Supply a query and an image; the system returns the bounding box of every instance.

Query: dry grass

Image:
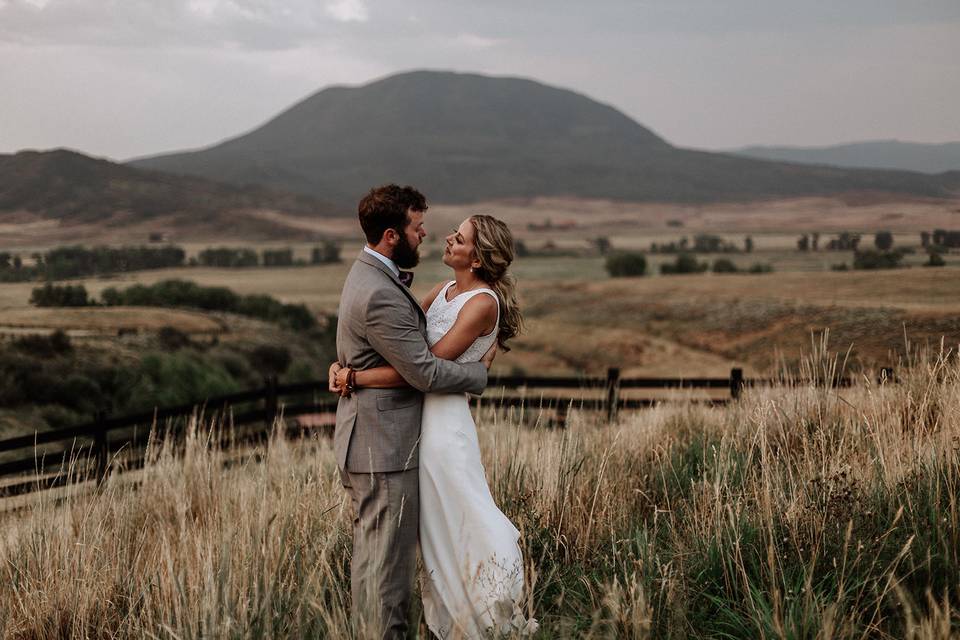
[0,342,958,638]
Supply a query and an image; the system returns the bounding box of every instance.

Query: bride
[335,214,537,638]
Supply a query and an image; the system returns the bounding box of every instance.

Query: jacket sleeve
[364,288,488,395]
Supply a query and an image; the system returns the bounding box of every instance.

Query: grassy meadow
[0,344,958,638]
[1,197,960,637]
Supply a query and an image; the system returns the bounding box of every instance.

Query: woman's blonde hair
[469,214,523,352]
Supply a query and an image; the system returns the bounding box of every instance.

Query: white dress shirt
[363,245,400,277]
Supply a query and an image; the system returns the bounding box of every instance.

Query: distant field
[1,253,957,378]
[3,194,958,248]
[2,194,958,378]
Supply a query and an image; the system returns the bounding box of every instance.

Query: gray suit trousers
[340,467,419,640]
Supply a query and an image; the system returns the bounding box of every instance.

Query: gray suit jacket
[334,250,488,472]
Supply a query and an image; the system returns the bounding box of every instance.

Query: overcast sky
[1,0,958,160]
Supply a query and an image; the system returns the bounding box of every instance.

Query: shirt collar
[363,245,400,277]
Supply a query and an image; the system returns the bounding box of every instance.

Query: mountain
[0,149,341,240]
[130,70,960,205]
[733,141,960,174]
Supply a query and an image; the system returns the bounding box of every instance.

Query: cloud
[0,0,344,49]
[325,0,368,23]
[453,33,501,49]
[1,0,958,159]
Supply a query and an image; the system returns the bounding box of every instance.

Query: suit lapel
[356,251,426,320]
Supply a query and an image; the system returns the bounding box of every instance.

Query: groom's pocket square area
[376,391,420,411]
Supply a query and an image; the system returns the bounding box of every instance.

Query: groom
[330,184,492,639]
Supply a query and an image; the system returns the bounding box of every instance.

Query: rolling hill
[130,70,960,206]
[0,149,343,240]
[733,140,960,174]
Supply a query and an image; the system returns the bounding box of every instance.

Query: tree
[811,232,820,251]
[593,237,612,255]
[310,240,342,264]
[30,283,90,307]
[921,231,931,248]
[744,236,753,253]
[874,231,894,251]
[262,248,294,267]
[826,232,860,251]
[797,234,810,252]
[605,252,647,277]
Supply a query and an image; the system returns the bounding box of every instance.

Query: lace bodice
[425,281,499,364]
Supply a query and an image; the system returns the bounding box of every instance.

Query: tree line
[0,242,342,283]
[605,253,773,278]
[31,279,317,331]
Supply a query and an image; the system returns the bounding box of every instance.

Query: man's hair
[358,184,428,245]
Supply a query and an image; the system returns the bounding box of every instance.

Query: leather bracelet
[347,368,357,392]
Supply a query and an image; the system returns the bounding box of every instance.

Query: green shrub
[157,326,191,351]
[661,253,708,275]
[277,303,317,331]
[286,359,316,383]
[39,404,86,429]
[50,374,104,415]
[125,351,241,412]
[101,280,316,330]
[711,258,738,273]
[748,263,773,273]
[198,247,258,268]
[926,252,946,267]
[12,330,73,358]
[262,248,294,267]
[248,345,292,377]
[605,252,647,277]
[30,283,91,307]
[853,249,904,270]
[211,350,254,382]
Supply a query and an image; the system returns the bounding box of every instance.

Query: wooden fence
[0,367,893,499]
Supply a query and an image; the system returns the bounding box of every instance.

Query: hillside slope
[131,70,960,205]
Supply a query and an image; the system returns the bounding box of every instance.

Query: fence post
[605,367,621,423]
[93,410,108,482]
[264,375,279,430]
[730,368,744,400]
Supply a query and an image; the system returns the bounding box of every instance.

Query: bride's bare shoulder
[420,280,451,311]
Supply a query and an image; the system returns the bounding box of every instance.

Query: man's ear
[382,227,399,246]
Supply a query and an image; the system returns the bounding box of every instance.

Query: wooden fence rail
[0,366,892,498]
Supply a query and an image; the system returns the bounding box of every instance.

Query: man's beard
[393,231,420,269]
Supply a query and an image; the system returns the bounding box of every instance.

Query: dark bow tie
[398,270,414,288]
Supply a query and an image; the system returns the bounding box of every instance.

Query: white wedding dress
[419,281,538,639]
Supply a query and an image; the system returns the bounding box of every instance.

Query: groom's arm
[365,289,487,395]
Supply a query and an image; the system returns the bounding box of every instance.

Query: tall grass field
[0,343,958,638]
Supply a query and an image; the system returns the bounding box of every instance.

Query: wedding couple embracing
[328,184,538,639]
